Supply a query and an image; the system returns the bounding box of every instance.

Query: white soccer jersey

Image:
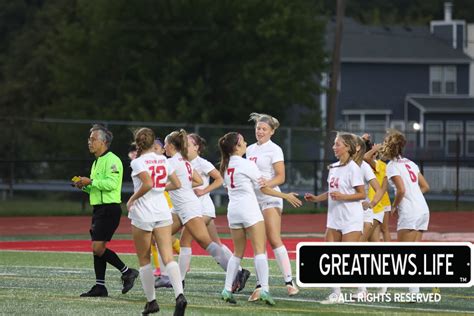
[360,160,376,200]
[225,156,263,223]
[246,140,284,204]
[167,152,201,209]
[128,152,173,222]
[190,156,217,216]
[386,157,429,217]
[327,160,365,233]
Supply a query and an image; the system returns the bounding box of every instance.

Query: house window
[466,121,474,157]
[425,121,443,149]
[446,121,463,156]
[430,66,457,95]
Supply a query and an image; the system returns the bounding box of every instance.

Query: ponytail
[218,132,240,175]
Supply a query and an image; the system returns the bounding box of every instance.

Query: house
[326,2,474,159]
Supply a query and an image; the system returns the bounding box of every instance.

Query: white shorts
[363,208,374,224]
[174,199,203,225]
[373,206,390,224]
[200,195,216,218]
[397,212,429,231]
[228,216,264,229]
[131,219,173,232]
[327,213,363,235]
[256,194,283,212]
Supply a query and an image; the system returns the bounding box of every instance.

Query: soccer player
[187,133,251,292]
[74,124,139,298]
[246,112,299,300]
[218,132,302,305]
[380,129,430,294]
[127,128,187,315]
[156,129,229,287]
[304,132,365,303]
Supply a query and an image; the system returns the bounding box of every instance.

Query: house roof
[407,95,474,113]
[326,18,472,64]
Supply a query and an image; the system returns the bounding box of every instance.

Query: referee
[75,124,139,297]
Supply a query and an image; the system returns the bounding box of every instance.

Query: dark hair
[166,129,189,160]
[134,128,155,157]
[218,132,240,175]
[188,133,207,154]
[364,138,373,151]
[154,137,164,148]
[90,124,113,147]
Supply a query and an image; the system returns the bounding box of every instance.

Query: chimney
[444,2,452,22]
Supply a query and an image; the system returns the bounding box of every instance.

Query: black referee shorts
[90,203,122,241]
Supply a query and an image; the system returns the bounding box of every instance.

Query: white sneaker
[286,281,299,296]
[320,292,343,305]
[355,289,368,300]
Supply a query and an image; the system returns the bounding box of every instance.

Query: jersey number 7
[227,168,236,188]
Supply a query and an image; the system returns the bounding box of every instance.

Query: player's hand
[391,205,398,217]
[304,193,317,202]
[126,199,135,212]
[193,188,206,197]
[258,177,269,188]
[362,201,370,210]
[285,192,302,208]
[329,191,343,201]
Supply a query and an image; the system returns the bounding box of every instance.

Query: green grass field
[0,251,473,315]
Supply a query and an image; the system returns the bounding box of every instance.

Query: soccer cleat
[248,287,261,302]
[231,270,242,293]
[121,268,139,294]
[154,275,172,289]
[153,268,161,277]
[142,299,160,315]
[260,290,275,306]
[173,293,187,316]
[221,289,237,304]
[80,284,108,297]
[238,269,251,292]
[286,280,299,296]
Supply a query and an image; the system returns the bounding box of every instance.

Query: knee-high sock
[221,244,241,271]
[206,242,228,271]
[254,254,269,292]
[224,256,241,292]
[102,248,128,274]
[93,255,106,286]
[158,252,167,276]
[273,245,293,283]
[151,243,160,269]
[139,264,155,302]
[166,261,184,298]
[178,247,192,281]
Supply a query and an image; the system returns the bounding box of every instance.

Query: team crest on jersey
[111,164,119,173]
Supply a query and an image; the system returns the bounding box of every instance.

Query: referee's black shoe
[238,269,251,292]
[80,284,108,297]
[121,268,139,294]
[173,294,187,316]
[142,299,159,315]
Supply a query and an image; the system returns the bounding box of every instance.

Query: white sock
[178,247,192,281]
[224,255,241,292]
[332,287,341,295]
[254,253,269,292]
[139,264,155,302]
[221,244,241,271]
[158,252,167,276]
[254,259,260,286]
[273,245,293,283]
[206,242,228,271]
[166,261,184,298]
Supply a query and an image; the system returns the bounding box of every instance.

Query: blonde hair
[380,129,406,160]
[249,112,280,130]
[165,129,189,160]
